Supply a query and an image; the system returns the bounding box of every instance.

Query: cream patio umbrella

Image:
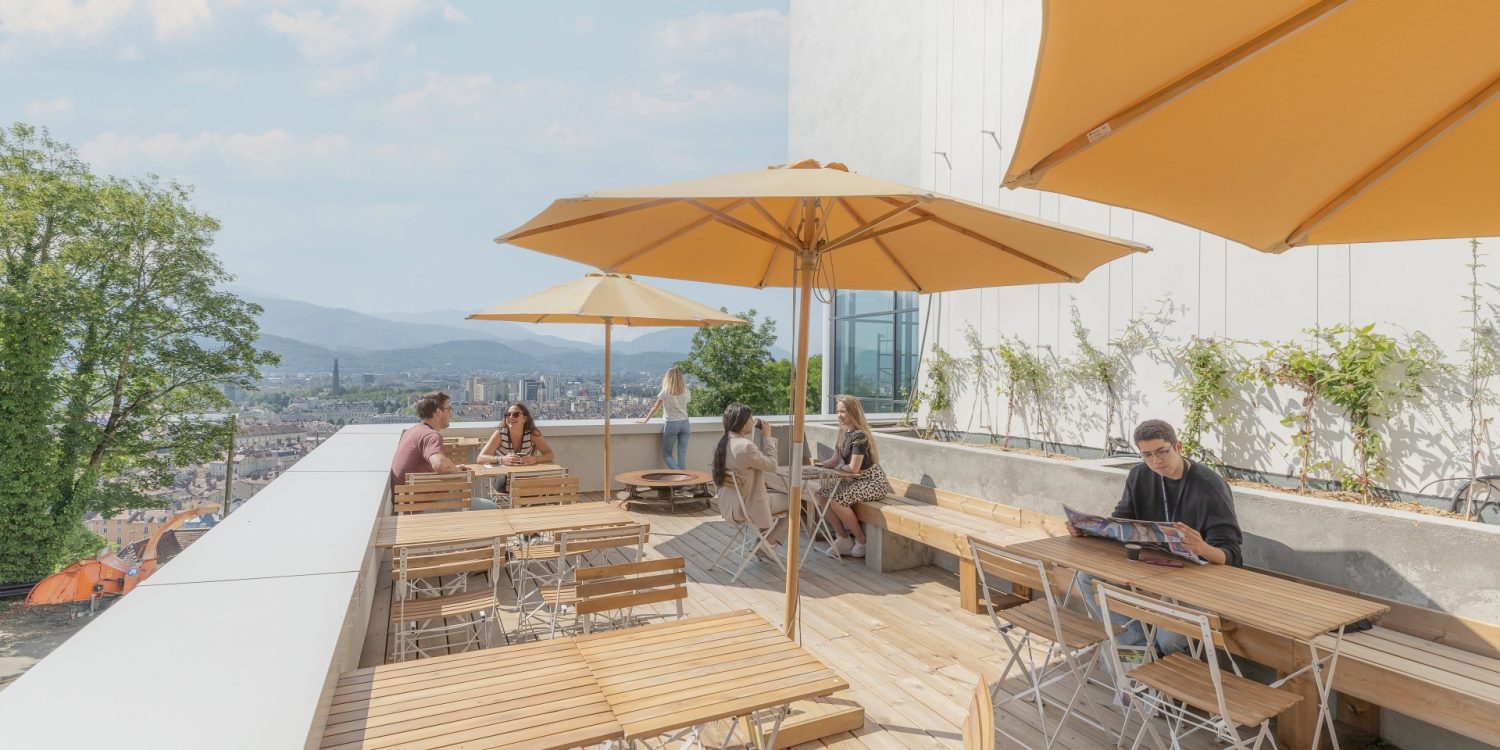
[1004,1,1500,252]
[467,272,745,494]
[494,159,1149,637]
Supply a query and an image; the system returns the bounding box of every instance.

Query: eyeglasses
[506,412,525,418]
[1141,446,1176,461]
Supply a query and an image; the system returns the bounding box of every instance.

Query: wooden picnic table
[467,462,567,478]
[320,638,621,750]
[1006,535,1181,588]
[374,502,636,549]
[574,610,848,743]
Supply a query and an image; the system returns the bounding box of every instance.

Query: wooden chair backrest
[396,540,502,584]
[575,557,688,616]
[510,475,580,507]
[963,677,995,750]
[394,473,473,515]
[1096,582,1225,649]
[557,524,649,558]
[969,538,1049,594]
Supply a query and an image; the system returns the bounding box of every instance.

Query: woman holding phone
[712,403,790,540]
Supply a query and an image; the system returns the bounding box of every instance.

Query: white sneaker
[831,536,855,556]
[848,541,866,558]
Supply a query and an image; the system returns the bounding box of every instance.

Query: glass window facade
[829,291,919,414]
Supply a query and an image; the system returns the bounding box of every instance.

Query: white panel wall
[792,0,1494,495]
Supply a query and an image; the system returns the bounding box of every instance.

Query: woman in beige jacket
[712,403,790,536]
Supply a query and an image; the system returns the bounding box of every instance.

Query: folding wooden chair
[393,472,473,515]
[969,537,1121,750]
[1095,583,1302,750]
[440,439,472,466]
[516,523,649,640]
[508,474,580,508]
[964,677,996,750]
[490,467,570,508]
[708,474,787,582]
[575,557,688,634]
[390,538,508,662]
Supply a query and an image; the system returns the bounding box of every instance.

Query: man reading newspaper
[1070,419,1243,566]
[1070,420,1244,666]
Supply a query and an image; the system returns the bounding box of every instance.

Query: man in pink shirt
[390,391,462,484]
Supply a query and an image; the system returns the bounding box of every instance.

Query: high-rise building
[517,377,543,402]
[331,358,342,396]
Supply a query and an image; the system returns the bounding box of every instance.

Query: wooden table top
[505,502,639,537]
[467,462,566,478]
[374,502,635,549]
[573,610,848,741]
[1006,535,1180,588]
[320,638,621,750]
[374,509,513,549]
[1137,563,1389,642]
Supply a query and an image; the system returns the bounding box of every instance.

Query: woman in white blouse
[639,365,692,470]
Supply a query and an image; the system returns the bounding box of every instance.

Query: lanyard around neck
[1158,460,1190,524]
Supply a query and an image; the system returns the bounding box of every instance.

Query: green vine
[992,338,1060,449]
[1461,239,1500,518]
[1168,337,1238,462]
[1255,326,1443,495]
[1065,301,1167,451]
[917,344,962,439]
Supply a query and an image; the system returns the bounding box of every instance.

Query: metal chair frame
[516,523,648,640]
[391,538,509,662]
[969,537,1113,750]
[708,474,787,582]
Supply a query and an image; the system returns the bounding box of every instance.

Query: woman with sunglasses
[476,402,557,473]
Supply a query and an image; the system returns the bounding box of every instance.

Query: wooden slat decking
[362,496,1232,750]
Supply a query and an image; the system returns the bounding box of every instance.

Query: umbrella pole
[783,250,815,640]
[603,318,613,498]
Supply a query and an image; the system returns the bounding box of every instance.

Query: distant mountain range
[235,289,698,376]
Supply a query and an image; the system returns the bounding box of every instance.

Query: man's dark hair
[1133,419,1178,446]
[415,391,450,420]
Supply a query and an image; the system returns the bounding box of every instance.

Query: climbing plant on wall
[992,338,1061,449]
[1167,337,1240,462]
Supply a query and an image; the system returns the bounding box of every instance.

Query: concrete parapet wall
[808,424,1500,624]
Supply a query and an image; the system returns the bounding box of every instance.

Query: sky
[1,0,819,347]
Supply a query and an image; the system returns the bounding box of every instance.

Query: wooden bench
[850,478,1054,613]
[1229,565,1500,747]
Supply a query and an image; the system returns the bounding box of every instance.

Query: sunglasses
[506,412,525,418]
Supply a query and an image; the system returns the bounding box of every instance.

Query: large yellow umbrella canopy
[1004,0,1500,253]
[496,160,1148,637]
[468,272,744,492]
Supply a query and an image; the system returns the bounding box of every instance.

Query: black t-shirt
[1113,460,1243,566]
[839,429,874,468]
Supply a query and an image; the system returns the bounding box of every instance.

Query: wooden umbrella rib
[1005,0,1351,188]
[756,201,803,289]
[603,198,750,271]
[1275,70,1500,252]
[821,198,924,253]
[685,199,801,252]
[496,198,675,244]
[838,199,925,291]
[822,215,930,253]
[748,198,803,246]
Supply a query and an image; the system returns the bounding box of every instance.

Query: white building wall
[793,0,1494,495]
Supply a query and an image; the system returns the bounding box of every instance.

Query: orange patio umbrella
[494,159,1149,637]
[1004,1,1500,252]
[467,272,744,493]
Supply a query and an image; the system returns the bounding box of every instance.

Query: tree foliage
[0,124,277,583]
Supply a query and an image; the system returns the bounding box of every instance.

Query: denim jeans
[663,419,691,470]
[1075,573,1189,657]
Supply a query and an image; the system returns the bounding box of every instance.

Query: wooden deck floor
[365,497,1229,750]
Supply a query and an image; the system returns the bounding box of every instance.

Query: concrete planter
[808,424,1500,624]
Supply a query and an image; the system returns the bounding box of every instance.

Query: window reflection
[829,291,918,413]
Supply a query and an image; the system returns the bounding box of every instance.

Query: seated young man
[1110,419,1242,567]
[1073,419,1244,659]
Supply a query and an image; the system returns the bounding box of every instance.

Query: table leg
[1309,629,1345,750]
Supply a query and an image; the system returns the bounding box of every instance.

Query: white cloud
[262,0,465,62]
[80,129,357,179]
[181,67,237,87]
[23,95,72,120]
[147,0,213,40]
[654,9,787,67]
[0,0,135,42]
[309,61,378,96]
[377,71,493,117]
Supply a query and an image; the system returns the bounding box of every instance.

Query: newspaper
[1063,505,1206,564]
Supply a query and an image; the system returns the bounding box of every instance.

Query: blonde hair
[661,365,687,396]
[835,394,878,465]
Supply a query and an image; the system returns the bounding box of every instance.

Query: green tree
[768,354,822,415]
[680,309,780,416]
[0,124,277,583]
